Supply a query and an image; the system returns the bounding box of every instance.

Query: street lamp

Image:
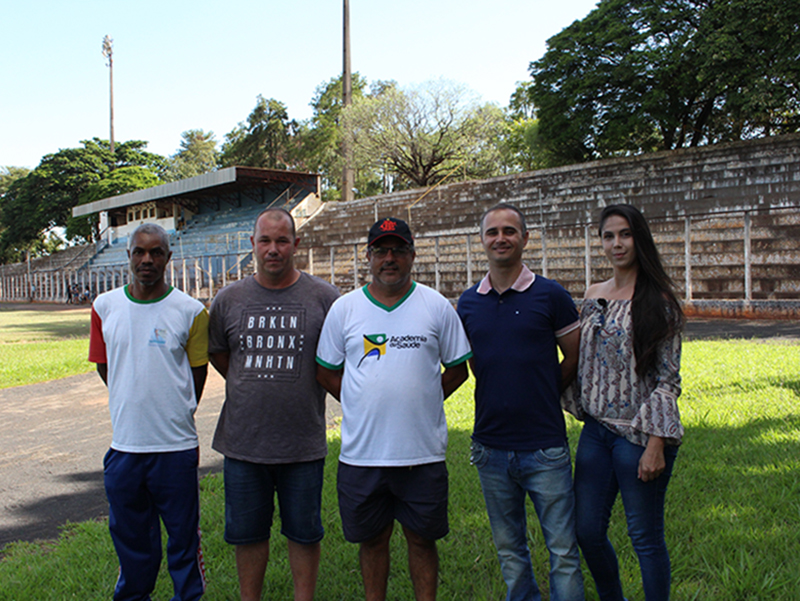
[102,35,115,156]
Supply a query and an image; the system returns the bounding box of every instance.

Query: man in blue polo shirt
[457,204,584,601]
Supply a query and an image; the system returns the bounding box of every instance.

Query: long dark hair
[599,204,684,377]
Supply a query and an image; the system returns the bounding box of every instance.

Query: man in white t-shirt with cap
[316,216,472,601]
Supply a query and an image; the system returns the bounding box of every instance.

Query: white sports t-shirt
[316,282,472,466]
[89,286,209,453]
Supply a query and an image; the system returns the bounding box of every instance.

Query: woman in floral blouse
[563,204,684,601]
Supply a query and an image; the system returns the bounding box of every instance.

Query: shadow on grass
[0,459,224,555]
[206,431,510,600]
[314,430,508,600]
[663,415,800,598]
[0,470,107,552]
[1,319,90,340]
[561,412,800,600]
[683,375,800,399]
[772,378,800,397]
[441,427,510,599]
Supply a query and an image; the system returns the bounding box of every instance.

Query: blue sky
[1,0,598,169]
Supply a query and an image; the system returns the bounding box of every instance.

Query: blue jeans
[574,417,678,601]
[470,441,585,601]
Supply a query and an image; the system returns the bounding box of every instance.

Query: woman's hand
[638,436,666,482]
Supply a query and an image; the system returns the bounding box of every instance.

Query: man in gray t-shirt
[209,208,338,601]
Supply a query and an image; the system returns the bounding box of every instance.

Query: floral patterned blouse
[562,299,684,447]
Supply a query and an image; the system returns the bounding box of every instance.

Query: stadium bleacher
[87,204,265,269]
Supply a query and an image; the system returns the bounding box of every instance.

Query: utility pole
[102,35,115,156]
[341,0,354,202]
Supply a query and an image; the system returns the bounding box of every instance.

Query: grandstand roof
[72,166,319,217]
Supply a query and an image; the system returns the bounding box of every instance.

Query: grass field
[0,304,92,388]
[0,306,798,599]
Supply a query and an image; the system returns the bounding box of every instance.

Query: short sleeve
[438,299,473,368]
[550,281,580,334]
[316,299,345,370]
[208,291,230,354]
[88,305,107,364]
[186,307,209,367]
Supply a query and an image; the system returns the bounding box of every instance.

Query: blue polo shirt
[457,266,579,451]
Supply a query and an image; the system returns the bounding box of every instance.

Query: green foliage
[219,96,297,169]
[343,80,507,189]
[36,231,66,257]
[81,166,162,201]
[525,0,800,166]
[83,138,168,177]
[500,82,554,172]
[667,340,800,598]
[66,166,162,241]
[164,129,219,182]
[0,167,33,262]
[0,305,91,343]
[294,73,380,200]
[0,148,106,258]
[0,166,31,197]
[499,117,550,173]
[0,139,166,261]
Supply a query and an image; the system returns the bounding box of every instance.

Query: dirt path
[0,369,228,550]
[0,366,343,551]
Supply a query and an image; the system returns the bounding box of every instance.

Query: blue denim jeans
[574,417,678,601]
[470,441,585,601]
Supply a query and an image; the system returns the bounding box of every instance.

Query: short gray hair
[128,223,170,250]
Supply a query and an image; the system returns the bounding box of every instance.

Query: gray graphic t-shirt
[209,273,339,463]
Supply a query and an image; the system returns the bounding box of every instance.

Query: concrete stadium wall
[296,134,800,317]
[3,134,799,317]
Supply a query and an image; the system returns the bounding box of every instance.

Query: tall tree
[0,167,32,262]
[0,166,31,197]
[165,129,219,181]
[219,96,297,169]
[67,166,163,241]
[0,139,165,261]
[526,0,800,166]
[295,73,384,199]
[343,80,507,189]
[500,117,549,173]
[500,81,554,172]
